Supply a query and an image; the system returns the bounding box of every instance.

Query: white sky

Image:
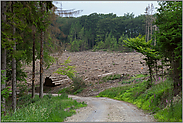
[53,1,160,17]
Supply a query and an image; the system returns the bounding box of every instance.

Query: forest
[50,12,148,52]
[1,1,182,122]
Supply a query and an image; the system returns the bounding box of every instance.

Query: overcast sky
[53,1,160,17]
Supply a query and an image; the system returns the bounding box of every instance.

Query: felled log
[97,71,116,78]
[44,75,71,86]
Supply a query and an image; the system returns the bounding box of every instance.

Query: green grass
[1,94,87,122]
[98,77,182,122]
[131,74,148,79]
[101,74,121,82]
[120,74,148,84]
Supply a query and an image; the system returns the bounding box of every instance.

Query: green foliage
[93,41,105,51]
[58,76,86,95]
[53,12,146,51]
[123,35,160,87]
[54,57,76,79]
[1,94,87,122]
[154,100,182,122]
[98,76,182,122]
[1,86,11,101]
[70,39,80,52]
[2,1,55,90]
[43,52,55,69]
[1,70,12,115]
[132,74,148,79]
[155,1,182,86]
[69,76,86,94]
[17,82,29,97]
[102,74,121,81]
[59,93,68,99]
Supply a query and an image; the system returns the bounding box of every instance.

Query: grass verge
[1,93,87,122]
[97,77,182,122]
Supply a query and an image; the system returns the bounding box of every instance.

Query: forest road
[64,95,155,122]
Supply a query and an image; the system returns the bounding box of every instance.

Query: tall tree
[155,1,182,90]
[1,1,7,114]
[32,25,36,98]
[145,3,155,42]
[11,1,16,112]
[39,1,45,98]
[38,1,54,98]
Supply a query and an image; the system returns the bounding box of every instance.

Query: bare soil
[20,51,148,94]
[21,51,148,95]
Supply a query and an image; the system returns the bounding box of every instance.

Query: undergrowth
[1,94,87,122]
[58,76,86,95]
[98,77,182,122]
[102,74,121,81]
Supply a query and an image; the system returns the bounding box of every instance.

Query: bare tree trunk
[162,59,164,81]
[1,1,7,115]
[39,2,44,98]
[147,26,149,41]
[150,17,152,40]
[12,1,16,112]
[154,25,157,46]
[40,30,44,98]
[150,6,152,40]
[32,25,35,98]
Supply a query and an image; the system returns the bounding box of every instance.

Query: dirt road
[65,95,155,122]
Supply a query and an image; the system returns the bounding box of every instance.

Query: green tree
[70,39,79,52]
[155,1,182,89]
[54,57,76,79]
[124,35,160,87]
[1,1,7,114]
[1,1,54,112]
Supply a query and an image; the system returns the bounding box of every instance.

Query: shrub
[54,57,76,79]
[58,76,86,95]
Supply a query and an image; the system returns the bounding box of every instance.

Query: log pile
[44,75,72,86]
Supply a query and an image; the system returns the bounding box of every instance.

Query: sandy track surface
[65,95,155,122]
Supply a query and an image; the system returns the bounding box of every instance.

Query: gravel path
[65,95,155,122]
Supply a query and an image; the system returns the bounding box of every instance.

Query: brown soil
[21,51,148,96]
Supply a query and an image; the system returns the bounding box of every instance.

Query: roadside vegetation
[101,74,121,82]
[97,75,182,122]
[1,94,87,122]
[58,76,87,95]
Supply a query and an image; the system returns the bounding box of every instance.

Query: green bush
[102,74,121,82]
[54,57,76,79]
[154,100,182,122]
[58,76,86,95]
[70,39,79,52]
[59,93,68,99]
